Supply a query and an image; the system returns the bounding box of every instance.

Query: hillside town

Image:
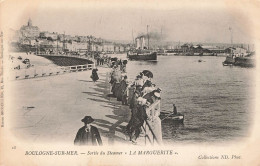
[8,18,254,58]
[8,18,132,55]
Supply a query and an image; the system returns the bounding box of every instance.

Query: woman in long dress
[91,68,99,82]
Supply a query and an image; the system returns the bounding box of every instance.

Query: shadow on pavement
[80,70,131,145]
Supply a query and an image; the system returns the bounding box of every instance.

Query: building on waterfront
[20,38,37,46]
[37,39,54,53]
[20,18,40,39]
[225,47,247,56]
[78,36,89,43]
[9,18,130,53]
[166,45,174,50]
[57,34,73,42]
[114,44,125,53]
[181,43,193,52]
[39,31,58,40]
[178,44,227,55]
[192,45,204,53]
[193,45,225,55]
[204,46,226,54]
[93,44,103,52]
[89,42,102,52]
[66,41,89,52]
[123,44,131,52]
[103,42,115,53]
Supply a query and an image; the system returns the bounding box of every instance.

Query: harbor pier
[8,60,162,145]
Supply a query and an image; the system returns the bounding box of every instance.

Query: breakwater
[39,55,94,66]
[8,53,95,81]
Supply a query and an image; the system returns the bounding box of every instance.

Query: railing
[142,120,159,145]
[37,53,95,62]
[64,64,95,72]
[142,100,162,145]
[108,72,163,145]
[11,63,95,80]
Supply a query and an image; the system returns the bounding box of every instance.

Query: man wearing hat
[74,116,102,146]
[126,92,147,144]
[173,104,178,115]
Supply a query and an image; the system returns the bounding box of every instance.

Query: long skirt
[91,73,99,82]
[114,83,121,98]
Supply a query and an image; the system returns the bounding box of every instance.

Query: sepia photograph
[0,0,259,165]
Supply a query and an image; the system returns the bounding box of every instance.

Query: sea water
[124,55,255,144]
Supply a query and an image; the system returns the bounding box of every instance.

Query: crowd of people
[109,59,162,144]
[94,54,127,73]
[94,54,114,67]
[77,57,162,145]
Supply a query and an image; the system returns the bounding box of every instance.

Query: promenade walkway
[7,66,146,146]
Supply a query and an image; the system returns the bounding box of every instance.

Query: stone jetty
[7,53,162,146]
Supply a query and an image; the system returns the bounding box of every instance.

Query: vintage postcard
[0,0,259,165]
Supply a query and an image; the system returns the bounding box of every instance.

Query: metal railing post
[141,100,162,145]
[145,123,147,145]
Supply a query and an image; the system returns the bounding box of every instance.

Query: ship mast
[63,31,65,52]
[161,26,163,49]
[132,28,134,46]
[56,36,58,54]
[147,25,149,49]
[229,27,233,54]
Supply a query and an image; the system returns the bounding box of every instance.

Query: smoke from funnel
[137,31,166,41]
[135,31,167,49]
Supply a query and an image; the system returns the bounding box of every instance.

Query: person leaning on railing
[132,97,148,144]
[143,89,161,120]
[143,90,163,144]
[143,89,161,106]
[125,89,146,144]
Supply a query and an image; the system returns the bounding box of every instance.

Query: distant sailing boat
[127,25,157,61]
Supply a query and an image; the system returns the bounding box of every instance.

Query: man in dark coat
[120,76,128,104]
[74,116,103,146]
[126,90,147,144]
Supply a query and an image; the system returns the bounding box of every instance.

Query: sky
[8,4,253,44]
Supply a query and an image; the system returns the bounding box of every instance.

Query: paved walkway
[7,67,145,146]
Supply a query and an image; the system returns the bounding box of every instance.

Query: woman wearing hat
[142,80,155,96]
[74,116,102,146]
[91,68,99,82]
[134,75,144,87]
